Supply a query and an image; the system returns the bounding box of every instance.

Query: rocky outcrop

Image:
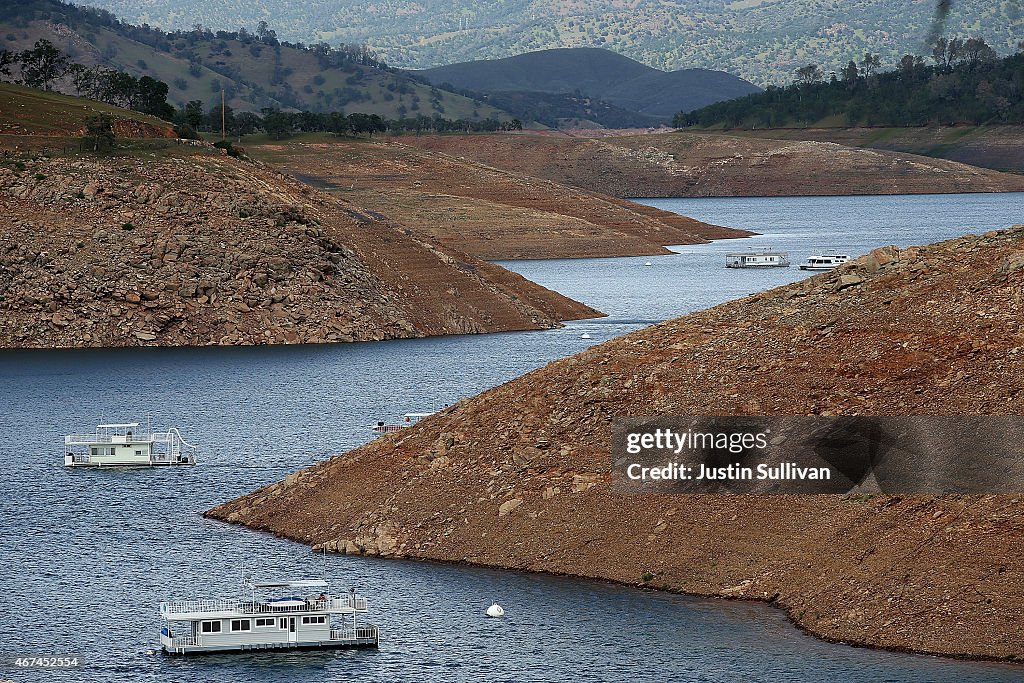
[209,225,1024,660]
[0,151,600,347]
[400,132,1024,198]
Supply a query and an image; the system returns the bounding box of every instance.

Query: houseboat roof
[247,579,329,589]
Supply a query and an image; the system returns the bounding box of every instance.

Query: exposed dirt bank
[695,125,1024,175]
[210,224,1024,660]
[247,138,752,260]
[0,150,600,348]
[400,131,1024,198]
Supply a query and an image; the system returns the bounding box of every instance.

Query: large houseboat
[725,250,791,268]
[799,250,851,271]
[64,421,196,467]
[159,579,379,655]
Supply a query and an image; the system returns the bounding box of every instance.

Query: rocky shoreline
[248,138,753,260]
[0,150,601,347]
[400,132,1024,198]
[208,225,1024,661]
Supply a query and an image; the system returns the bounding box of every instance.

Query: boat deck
[161,626,379,655]
[160,595,366,620]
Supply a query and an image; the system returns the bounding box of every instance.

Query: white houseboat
[64,421,197,467]
[372,411,434,436]
[799,250,851,271]
[159,579,379,655]
[725,250,791,268]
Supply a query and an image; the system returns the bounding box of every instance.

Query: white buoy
[644,261,653,267]
[486,602,505,618]
[580,333,591,339]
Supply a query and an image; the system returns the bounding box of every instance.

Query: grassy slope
[0,82,174,135]
[0,19,508,118]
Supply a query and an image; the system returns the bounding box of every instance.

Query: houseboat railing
[65,431,186,444]
[161,596,367,616]
[168,634,197,648]
[65,433,150,444]
[331,626,378,641]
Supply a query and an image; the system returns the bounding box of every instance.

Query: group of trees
[0,39,69,90]
[0,39,175,119]
[675,37,1024,128]
[172,102,522,140]
[0,35,519,147]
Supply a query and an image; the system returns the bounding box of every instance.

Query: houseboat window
[200,620,222,633]
[230,619,251,632]
[135,450,143,456]
[301,616,326,625]
[279,618,286,629]
[255,617,275,628]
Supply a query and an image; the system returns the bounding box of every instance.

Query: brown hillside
[0,149,599,348]
[694,125,1024,175]
[248,138,751,260]
[0,83,175,138]
[209,224,1024,660]
[400,131,1024,198]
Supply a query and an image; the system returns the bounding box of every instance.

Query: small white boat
[643,261,653,267]
[486,602,505,618]
[159,578,379,655]
[799,250,850,271]
[64,421,196,467]
[580,333,592,339]
[725,250,790,268]
[372,411,434,436]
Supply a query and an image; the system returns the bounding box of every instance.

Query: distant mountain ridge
[73,0,1023,85]
[418,48,761,120]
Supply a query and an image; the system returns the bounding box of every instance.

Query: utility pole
[221,88,226,140]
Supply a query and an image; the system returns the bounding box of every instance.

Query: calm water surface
[2,193,1023,682]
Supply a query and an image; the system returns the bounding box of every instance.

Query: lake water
[2,193,1023,682]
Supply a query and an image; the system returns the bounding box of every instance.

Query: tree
[931,36,963,71]
[840,60,860,85]
[207,102,234,136]
[859,52,881,79]
[233,111,261,136]
[897,54,925,80]
[134,76,174,119]
[67,63,93,95]
[794,63,823,85]
[183,100,204,129]
[0,50,13,80]
[961,37,997,68]
[82,113,115,153]
[255,21,277,45]
[261,109,293,139]
[18,39,69,90]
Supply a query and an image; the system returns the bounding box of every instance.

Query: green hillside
[73,0,1024,85]
[0,0,508,118]
[0,81,174,135]
[677,46,1024,129]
